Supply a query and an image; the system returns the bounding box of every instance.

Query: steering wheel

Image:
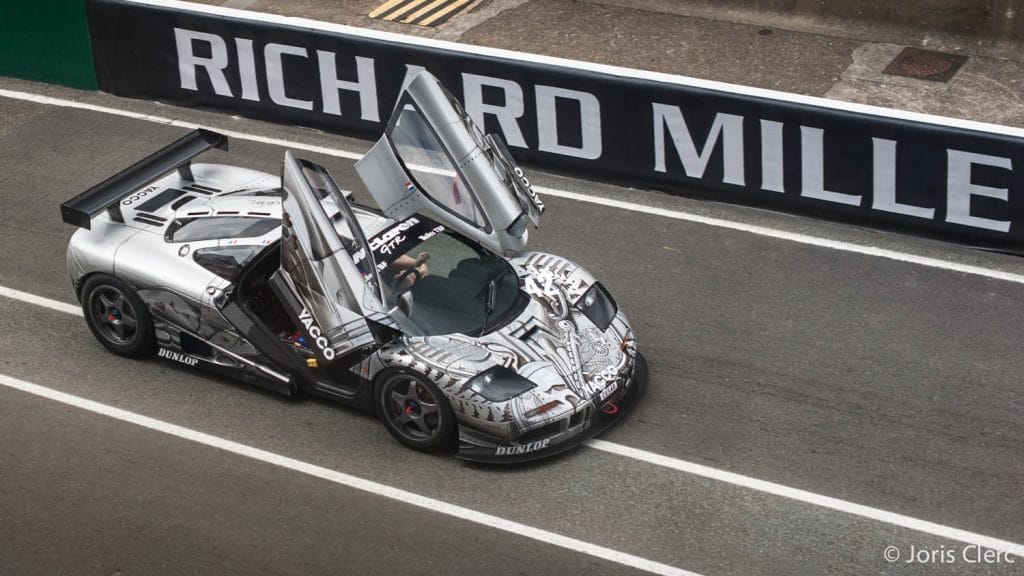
[388,267,422,295]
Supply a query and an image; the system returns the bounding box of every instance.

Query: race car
[59,71,646,462]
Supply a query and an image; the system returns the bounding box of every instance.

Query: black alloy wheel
[81,274,156,357]
[376,369,456,453]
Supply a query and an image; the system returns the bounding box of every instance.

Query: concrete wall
[706,0,1023,39]
[0,0,97,89]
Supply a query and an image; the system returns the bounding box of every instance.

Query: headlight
[467,366,536,402]
[575,282,617,331]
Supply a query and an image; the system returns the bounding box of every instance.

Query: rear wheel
[80,274,156,358]
[375,369,456,453]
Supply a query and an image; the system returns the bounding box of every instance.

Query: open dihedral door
[354,71,544,255]
[272,151,384,365]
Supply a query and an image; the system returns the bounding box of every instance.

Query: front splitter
[456,352,648,464]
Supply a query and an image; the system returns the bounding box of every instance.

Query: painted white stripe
[3,284,1024,561]
[0,286,82,316]
[588,440,1024,559]
[0,86,1021,285]
[535,187,1024,285]
[0,372,697,576]
[120,0,1024,138]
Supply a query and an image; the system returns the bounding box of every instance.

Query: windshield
[363,216,521,336]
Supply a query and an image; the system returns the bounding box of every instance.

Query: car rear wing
[60,129,229,229]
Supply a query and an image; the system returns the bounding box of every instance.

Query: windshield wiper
[482,279,498,327]
[476,264,514,331]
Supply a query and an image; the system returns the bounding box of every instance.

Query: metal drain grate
[883,47,968,83]
[369,0,480,27]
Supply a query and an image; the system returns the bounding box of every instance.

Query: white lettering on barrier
[651,102,1015,234]
[800,126,862,206]
[265,43,312,110]
[463,73,528,149]
[871,137,934,219]
[175,28,232,96]
[174,28,379,122]
[318,51,379,121]
[947,150,1013,232]
[172,27,1016,237]
[760,119,785,193]
[652,103,745,186]
[535,85,602,160]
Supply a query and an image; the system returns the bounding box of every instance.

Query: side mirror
[388,291,414,320]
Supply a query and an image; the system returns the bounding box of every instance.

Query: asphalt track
[0,78,1023,575]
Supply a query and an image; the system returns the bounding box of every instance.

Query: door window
[193,245,262,282]
[390,105,487,230]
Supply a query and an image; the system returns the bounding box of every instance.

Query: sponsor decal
[121,185,158,206]
[359,217,447,271]
[418,225,445,242]
[369,217,419,254]
[158,348,200,367]
[298,307,335,360]
[590,345,630,393]
[598,380,618,402]
[495,438,551,456]
[513,166,545,213]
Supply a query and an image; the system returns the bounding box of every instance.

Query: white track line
[1,86,1021,285]
[588,441,1024,559]
[2,285,1023,560]
[535,187,1024,285]
[0,372,696,576]
[0,286,82,316]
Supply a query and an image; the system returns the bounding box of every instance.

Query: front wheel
[375,369,456,453]
[80,274,156,358]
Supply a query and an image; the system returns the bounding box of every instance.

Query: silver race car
[60,72,646,462]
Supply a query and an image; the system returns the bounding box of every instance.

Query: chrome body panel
[65,73,640,462]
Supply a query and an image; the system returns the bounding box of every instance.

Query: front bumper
[456,352,648,464]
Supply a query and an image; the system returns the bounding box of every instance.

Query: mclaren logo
[299,307,335,360]
[158,348,199,367]
[495,439,550,456]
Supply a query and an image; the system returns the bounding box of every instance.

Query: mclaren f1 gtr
[59,71,646,462]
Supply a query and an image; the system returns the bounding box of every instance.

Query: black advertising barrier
[87,0,1024,251]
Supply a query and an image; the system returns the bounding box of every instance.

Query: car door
[354,71,544,255]
[273,150,388,365]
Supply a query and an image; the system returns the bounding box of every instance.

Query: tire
[80,274,156,358]
[375,368,457,453]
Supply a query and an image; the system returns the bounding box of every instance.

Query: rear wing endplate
[60,129,228,229]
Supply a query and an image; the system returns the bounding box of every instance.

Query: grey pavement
[0,87,1022,575]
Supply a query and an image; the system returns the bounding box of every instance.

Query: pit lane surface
[1,78,1022,575]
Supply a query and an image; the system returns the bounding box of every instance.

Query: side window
[193,246,262,282]
[390,105,488,230]
[166,217,278,243]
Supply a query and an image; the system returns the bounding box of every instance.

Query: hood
[386,252,634,433]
